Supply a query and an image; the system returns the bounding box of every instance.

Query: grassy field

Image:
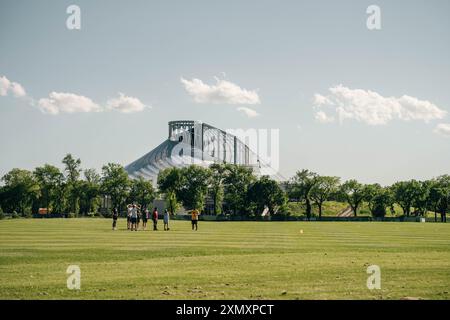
[0,218,449,300]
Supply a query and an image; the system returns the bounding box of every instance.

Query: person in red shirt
[152,207,158,231]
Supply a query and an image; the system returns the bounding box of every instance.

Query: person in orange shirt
[191,209,200,231]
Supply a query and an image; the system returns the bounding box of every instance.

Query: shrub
[23,207,32,218]
[372,203,387,218]
[87,212,96,218]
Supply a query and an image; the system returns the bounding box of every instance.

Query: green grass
[0,219,449,300]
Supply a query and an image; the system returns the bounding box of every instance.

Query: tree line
[0,155,449,221]
[0,154,155,217]
[287,169,449,222]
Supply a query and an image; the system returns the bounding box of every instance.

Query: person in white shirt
[163,209,170,231]
[127,204,132,230]
[130,204,138,231]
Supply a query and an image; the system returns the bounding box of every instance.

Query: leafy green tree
[431,175,450,222]
[79,169,101,215]
[363,184,382,214]
[340,179,365,216]
[128,176,155,208]
[223,164,256,215]
[209,164,226,215]
[0,169,40,215]
[165,190,180,215]
[157,167,183,214]
[391,180,421,216]
[363,184,393,218]
[178,165,211,211]
[429,178,448,222]
[63,154,82,182]
[288,169,319,219]
[33,164,63,214]
[412,180,431,216]
[247,176,286,215]
[53,174,67,214]
[100,163,130,211]
[62,154,82,214]
[310,176,340,219]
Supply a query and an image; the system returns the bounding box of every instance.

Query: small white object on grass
[300,229,303,234]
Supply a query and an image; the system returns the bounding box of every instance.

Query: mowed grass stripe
[0,219,450,299]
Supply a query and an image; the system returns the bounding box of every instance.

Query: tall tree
[178,165,211,211]
[429,178,447,222]
[363,184,392,218]
[247,176,286,215]
[79,169,101,215]
[434,175,450,222]
[391,180,421,216]
[33,164,64,214]
[157,167,183,214]
[340,179,365,216]
[310,175,340,220]
[62,154,82,214]
[223,164,256,215]
[62,154,82,183]
[128,176,155,208]
[52,174,67,214]
[165,190,180,215]
[288,169,319,219]
[412,180,431,216]
[209,163,226,215]
[100,163,130,211]
[0,169,40,215]
[363,183,383,215]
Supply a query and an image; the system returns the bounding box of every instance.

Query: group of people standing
[111,204,170,231]
[111,205,200,231]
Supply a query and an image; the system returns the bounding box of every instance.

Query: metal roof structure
[125,120,282,184]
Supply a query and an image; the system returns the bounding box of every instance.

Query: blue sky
[1,0,449,185]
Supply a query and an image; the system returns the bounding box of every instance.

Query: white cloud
[2,75,149,115]
[314,111,335,123]
[106,92,147,113]
[0,75,26,97]
[181,77,260,105]
[313,85,447,125]
[237,107,260,118]
[434,123,450,137]
[313,93,333,106]
[10,82,26,97]
[38,92,102,115]
[37,92,148,115]
[0,76,10,96]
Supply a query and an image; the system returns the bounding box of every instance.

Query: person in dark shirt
[152,207,158,231]
[142,206,149,230]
